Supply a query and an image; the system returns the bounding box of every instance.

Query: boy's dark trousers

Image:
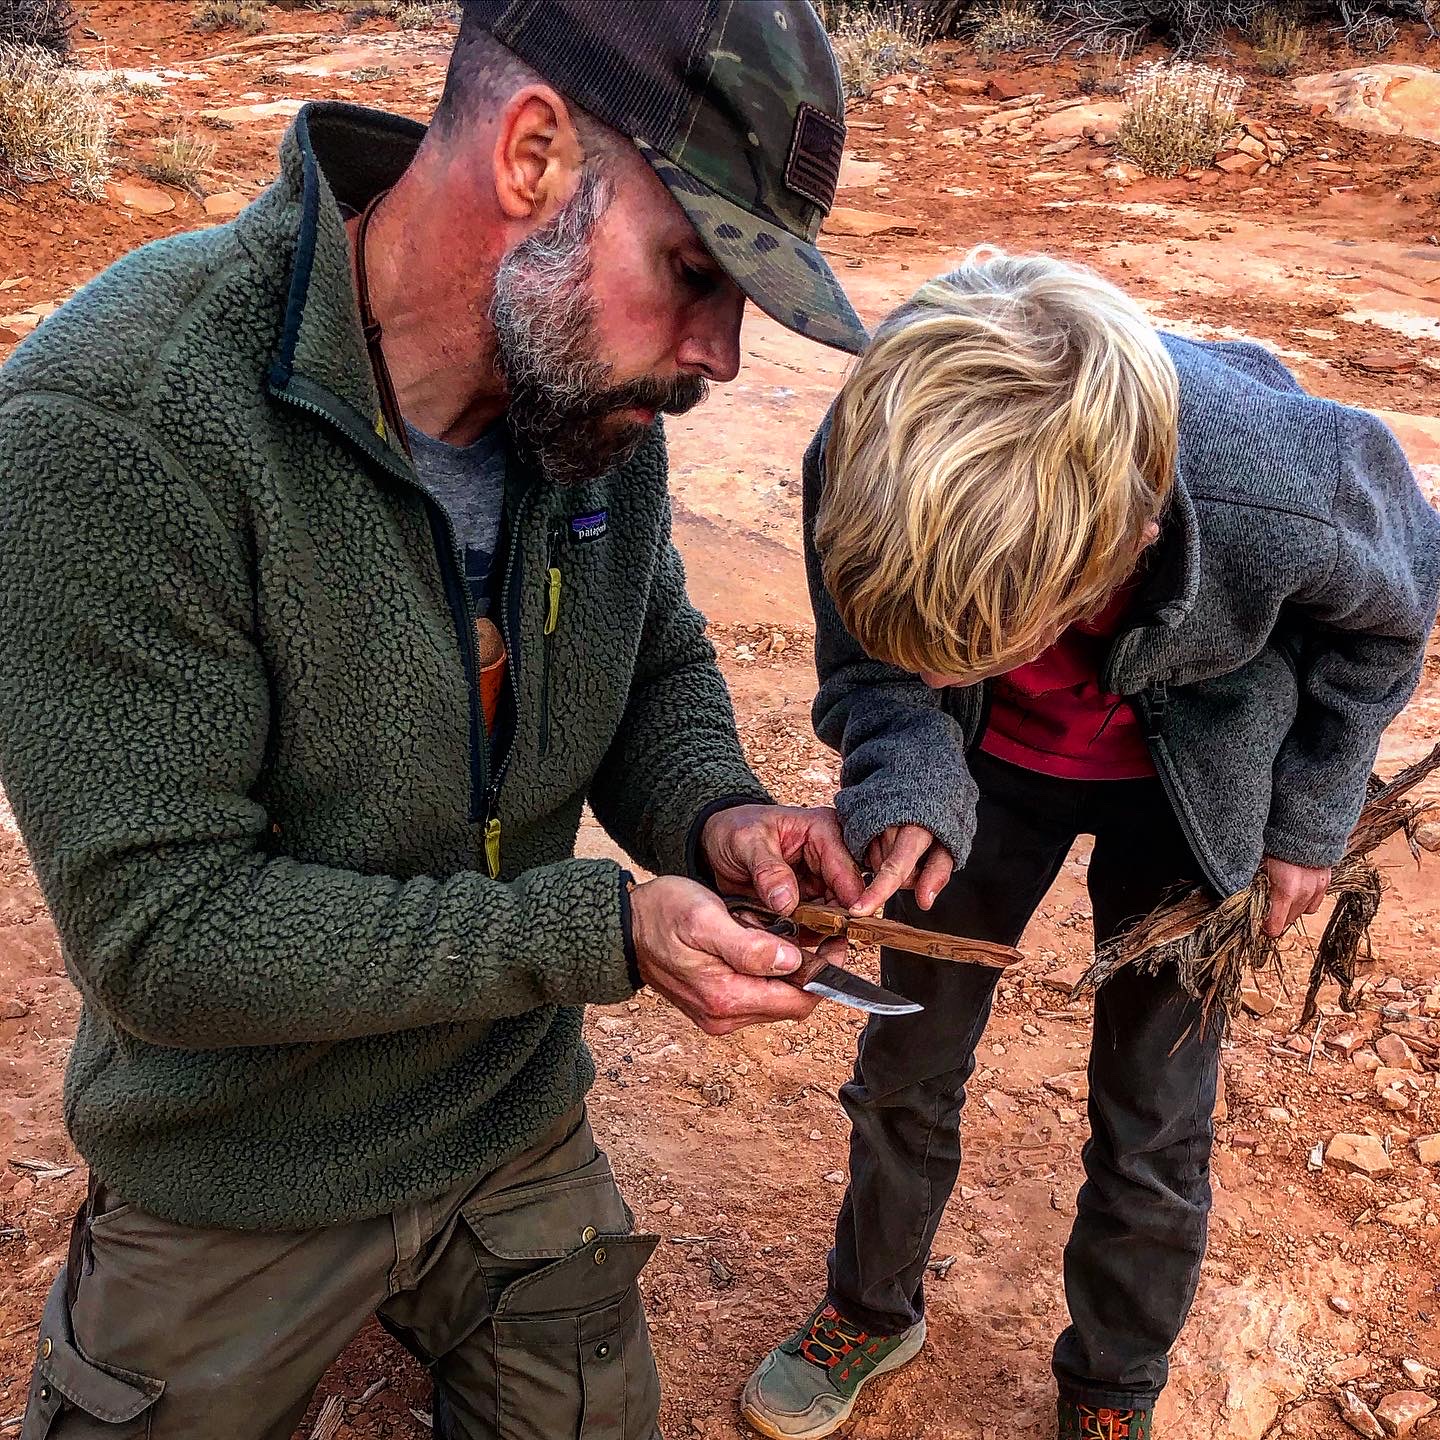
[827,751,1222,1412]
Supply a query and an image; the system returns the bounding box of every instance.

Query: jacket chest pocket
[462,1161,661,1440]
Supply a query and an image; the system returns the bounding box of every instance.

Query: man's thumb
[749,856,798,915]
[729,924,801,977]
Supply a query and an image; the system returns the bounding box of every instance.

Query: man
[0,3,868,1436]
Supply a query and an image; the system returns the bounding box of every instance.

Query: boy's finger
[915,846,955,910]
[851,827,931,916]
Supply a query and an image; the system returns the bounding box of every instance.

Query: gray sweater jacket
[806,334,1440,897]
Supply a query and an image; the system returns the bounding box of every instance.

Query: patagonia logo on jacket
[569,510,608,544]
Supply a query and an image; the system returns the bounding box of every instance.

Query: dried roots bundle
[1078,742,1440,1027]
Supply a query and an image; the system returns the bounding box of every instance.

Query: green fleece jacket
[0,103,769,1230]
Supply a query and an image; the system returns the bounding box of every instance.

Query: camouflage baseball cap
[463,0,868,356]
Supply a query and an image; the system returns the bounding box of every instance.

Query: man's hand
[701,804,864,914]
[850,824,955,917]
[629,876,832,1036]
[1262,855,1332,937]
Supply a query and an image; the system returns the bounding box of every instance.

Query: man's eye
[679,262,719,295]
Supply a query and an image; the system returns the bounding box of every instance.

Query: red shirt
[979,586,1155,781]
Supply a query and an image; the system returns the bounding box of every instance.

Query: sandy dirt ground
[3,5,1440,1438]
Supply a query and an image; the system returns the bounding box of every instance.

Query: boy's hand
[1261,856,1332,937]
[851,824,955,917]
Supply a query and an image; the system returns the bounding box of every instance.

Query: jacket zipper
[1134,681,1229,896]
[268,381,513,873]
[480,486,535,878]
[539,520,564,757]
[1102,624,1229,895]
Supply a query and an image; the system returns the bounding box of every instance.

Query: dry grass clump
[1116,60,1243,178]
[971,0,1047,58]
[0,0,76,57]
[1251,8,1306,73]
[0,44,111,198]
[141,123,215,194]
[824,2,931,97]
[191,0,268,33]
[1079,744,1440,1035]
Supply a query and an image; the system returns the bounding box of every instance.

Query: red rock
[823,207,919,238]
[203,191,248,219]
[0,326,19,345]
[1043,1071,1089,1102]
[1217,152,1265,175]
[1325,1133,1392,1176]
[1374,1390,1436,1436]
[106,180,175,215]
[986,74,1030,102]
[1356,351,1417,374]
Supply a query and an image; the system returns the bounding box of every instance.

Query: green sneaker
[740,1302,926,1439]
[1057,1399,1154,1439]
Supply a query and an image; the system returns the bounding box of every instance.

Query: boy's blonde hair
[816,248,1178,681]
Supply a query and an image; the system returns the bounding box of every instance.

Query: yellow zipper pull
[484,817,502,878]
[545,566,562,636]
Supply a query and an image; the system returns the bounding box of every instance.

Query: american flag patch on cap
[784,103,845,212]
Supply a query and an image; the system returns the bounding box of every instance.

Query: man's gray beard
[490,173,631,486]
[490,171,708,486]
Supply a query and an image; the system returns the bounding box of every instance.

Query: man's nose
[676,286,744,383]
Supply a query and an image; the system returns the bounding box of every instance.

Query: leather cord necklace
[353,189,413,461]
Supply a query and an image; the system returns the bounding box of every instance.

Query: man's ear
[492,84,584,223]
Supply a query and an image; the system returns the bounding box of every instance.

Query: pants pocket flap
[464,1156,632,1261]
[495,1233,659,1320]
[36,1274,164,1424]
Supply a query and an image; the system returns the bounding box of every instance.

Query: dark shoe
[740,1301,925,1439]
[1057,1399,1154,1439]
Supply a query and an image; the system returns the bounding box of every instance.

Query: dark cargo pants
[20,1107,662,1440]
[827,751,1223,1410]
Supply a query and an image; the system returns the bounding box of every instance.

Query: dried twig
[307,1396,344,1440]
[1077,743,1440,1025]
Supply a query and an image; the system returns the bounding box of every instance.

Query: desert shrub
[142,123,215,193]
[1331,0,1400,49]
[0,0,76,56]
[1251,7,1306,71]
[1050,0,1268,55]
[825,2,931,96]
[971,0,1047,57]
[393,0,460,24]
[1116,59,1243,177]
[1077,36,1135,94]
[191,0,268,33]
[0,44,111,197]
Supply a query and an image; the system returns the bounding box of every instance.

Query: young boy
[740,251,1440,1440]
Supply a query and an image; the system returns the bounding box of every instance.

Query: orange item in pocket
[474,617,508,735]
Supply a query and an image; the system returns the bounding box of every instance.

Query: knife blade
[798,963,923,1016]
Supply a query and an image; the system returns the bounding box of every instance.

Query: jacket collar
[1130,469,1201,629]
[251,102,427,478]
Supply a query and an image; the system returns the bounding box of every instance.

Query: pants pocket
[21,1271,163,1439]
[462,1158,660,1440]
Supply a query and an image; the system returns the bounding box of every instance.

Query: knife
[724,898,922,1016]
[798,960,923,1016]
